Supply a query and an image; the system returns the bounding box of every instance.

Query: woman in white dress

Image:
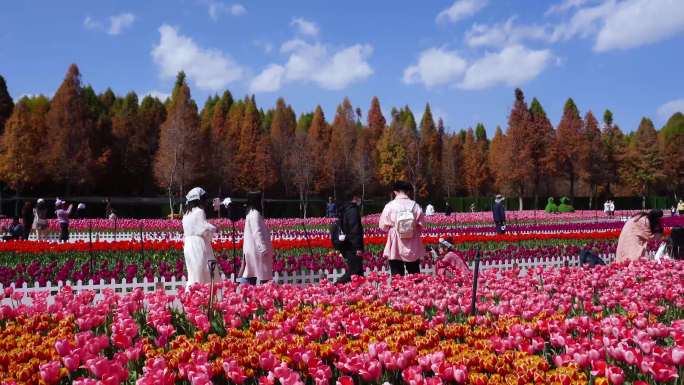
[183,187,219,287]
[239,191,273,285]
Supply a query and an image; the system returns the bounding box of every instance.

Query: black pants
[59,223,69,242]
[389,260,420,276]
[336,249,363,284]
[22,221,32,240]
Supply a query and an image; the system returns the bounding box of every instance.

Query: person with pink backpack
[379,181,425,276]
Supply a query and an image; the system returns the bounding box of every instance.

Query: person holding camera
[182,187,219,287]
[55,198,73,242]
[430,237,469,276]
[616,209,664,263]
[333,191,364,284]
[239,191,273,285]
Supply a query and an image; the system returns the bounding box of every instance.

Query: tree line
[0,64,682,213]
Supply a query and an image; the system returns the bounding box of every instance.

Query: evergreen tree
[660,112,684,200]
[0,75,14,135]
[601,109,624,196]
[419,103,441,193]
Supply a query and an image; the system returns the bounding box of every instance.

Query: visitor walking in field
[55,199,73,242]
[493,194,506,234]
[326,196,336,218]
[182,187,219,287]
[21,201,33,240]
[379,181,425,276]
[239,191,273,285]
[33,198,48,240]
[333,191,364,284]
[616,209,663,263]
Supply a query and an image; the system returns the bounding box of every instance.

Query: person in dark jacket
[493,194,506,234]
[444,201,453,216]
[334,191,364,284]
[21,201,34,240]
[2,217,23,241]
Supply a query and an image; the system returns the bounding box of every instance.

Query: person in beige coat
[239,191,273,285]
[615,210,663,263]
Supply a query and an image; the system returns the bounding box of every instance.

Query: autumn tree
[46,64,97,192]
[601,109,625,197]
[505,88,533,209]
[488,126,508,194]
[235,96,264,191]
[660,112,684,200]
[554,98,585,198]
[462,127,489,198]
[252,135,278,193]
[396,107,424,197]
[270,98,296,194]
[376,109,406,188]
[580,111,604,208]
[441,129,462,198]
[327,98,357,196]
[419,104,441,194]
[307,105,332,193]
[620,118,664,208]
[528,97,555,208]
[367,97,386,152]
[0,96,49,192]
[0,75,14,135]
[207,91,233,195]
[153,72,203,214]
[288,120,314,217]
[353,125,374,206]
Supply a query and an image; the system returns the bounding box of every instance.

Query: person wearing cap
[76,203,86,219]
[55,199,73,242]
[239,191,273,285]
[493,194,506,234]
[182,187,219,287]
[33,198,49,240]
[433,237,469,276]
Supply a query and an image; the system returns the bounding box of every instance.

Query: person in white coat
[239,191,273,285]
[425,203,435,216]
[182,187,219,288]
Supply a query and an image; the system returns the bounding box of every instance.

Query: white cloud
[253,40,273,54]
[402,47,467,88]
[459,45,553,90]
[249,64,285,93]
[207,1,246,20]
[151,24,244,91]
[594,0,684,51]
[108,13,135,35]
[657,98,684,121]
[466,16,552,47]
[250,39,373,93]
[551,0,684,51]
[83,16,104,31]
[545,0,592,16]
[143,90,171,101]
[83,13,135,35]
[291,17,319,37]
[437,0,488,24]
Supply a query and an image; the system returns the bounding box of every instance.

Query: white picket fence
[0,253,615,305]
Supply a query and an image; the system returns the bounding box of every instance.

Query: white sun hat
[55,198,65,206]
[222,197,232,207]
[77,203,86,210]
[186,187,206,203]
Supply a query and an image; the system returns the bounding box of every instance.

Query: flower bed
[0,260,681,385]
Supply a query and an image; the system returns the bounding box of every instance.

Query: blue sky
[1,0,683,135]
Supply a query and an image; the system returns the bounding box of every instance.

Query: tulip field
[0,211,683,384]
[0,260,681,385]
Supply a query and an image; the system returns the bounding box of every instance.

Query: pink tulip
[453,364,468,384]
[55,339,72,356]
[672,346,684,365]
[606,366,624,385]
[63,354,80,372]
[39,361,62,384]
[335,376,354,385]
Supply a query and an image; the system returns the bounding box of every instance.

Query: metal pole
[470,245,481,316]
[89,220,94,273]
[207,260,217,321]
[139,221,144,261]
